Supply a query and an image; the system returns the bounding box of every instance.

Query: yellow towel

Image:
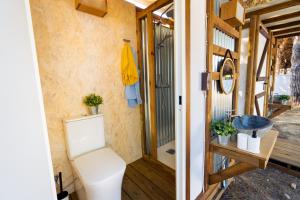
[121,43,139,85]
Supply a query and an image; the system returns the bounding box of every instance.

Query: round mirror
[220,58,236,95]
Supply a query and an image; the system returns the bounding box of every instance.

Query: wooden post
[245,15,259,114]
[264,32,273,116]
[233,26,242,114]
[136,17,147,156]
[185,0,191,199]
[205,0,214,191]
[250,16,260,115]
[147,13,157,159]
[271,38,278,92]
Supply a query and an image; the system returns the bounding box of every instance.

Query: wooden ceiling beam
[275,31,300,39]
[246,1,300,18]
[273,26,300,36]
[268,20,300,30]
[136,0,173,19]
[262,11,300,24]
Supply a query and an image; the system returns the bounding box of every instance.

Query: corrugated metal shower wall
[154,24,175,147]
[212,0,234,122]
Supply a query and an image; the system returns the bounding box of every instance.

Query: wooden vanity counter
[208,130,278,184]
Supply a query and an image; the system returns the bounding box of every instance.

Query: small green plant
[211,120,236,136]
[83,93,103,107]
[278,95,290,101]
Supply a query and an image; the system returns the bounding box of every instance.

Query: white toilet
[64,114,126,200]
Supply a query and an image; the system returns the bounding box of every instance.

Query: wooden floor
[271,138,300,168]
[71,158,176,200]
[122,158,176,200]
[271,108,300,169]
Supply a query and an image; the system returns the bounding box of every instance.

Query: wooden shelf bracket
[209,162,256,185]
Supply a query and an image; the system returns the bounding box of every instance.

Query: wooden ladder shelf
[208,130,278,185]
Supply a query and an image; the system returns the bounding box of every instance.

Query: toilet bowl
[64,114,126,200]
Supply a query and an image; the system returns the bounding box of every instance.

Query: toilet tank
[64,114,105,160]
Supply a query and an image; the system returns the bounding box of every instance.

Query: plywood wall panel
[30,0,142,192]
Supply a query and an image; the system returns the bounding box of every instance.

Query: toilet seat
[73,148,126,186]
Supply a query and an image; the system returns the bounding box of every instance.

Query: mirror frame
[220,58,236,95]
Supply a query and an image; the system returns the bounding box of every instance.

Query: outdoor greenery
[83,93,103,107]
[278,95,290,101]
[211,120,236,136]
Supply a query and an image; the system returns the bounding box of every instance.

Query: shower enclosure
[137,5,175,169]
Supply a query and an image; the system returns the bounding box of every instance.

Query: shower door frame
[136,0,174,162]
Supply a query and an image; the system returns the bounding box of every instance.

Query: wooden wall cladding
[75,0,107,17]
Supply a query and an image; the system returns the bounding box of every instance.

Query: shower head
[166,9,174,19]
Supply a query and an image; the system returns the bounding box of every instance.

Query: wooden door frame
[255,26,270,116]
[245,17,273,116]
[136,0,174,160]
[137,1,191,199]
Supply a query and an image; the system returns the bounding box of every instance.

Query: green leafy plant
[278,95,290,101]
[211,120,236,136]
[83,93,103,107]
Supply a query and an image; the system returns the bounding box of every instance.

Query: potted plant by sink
[278,95,290,105]
[83,93,103,115]
[211,120,236,145]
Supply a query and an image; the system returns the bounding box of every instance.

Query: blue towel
[125,82,142,107]
[125,47,142,107]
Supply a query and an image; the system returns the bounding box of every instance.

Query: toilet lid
[73,148,126,185]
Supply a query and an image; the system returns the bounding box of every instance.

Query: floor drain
[166,149,175,155]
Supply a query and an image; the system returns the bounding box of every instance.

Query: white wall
[274,73,291,95]
[238,28,249,115]
[0,1,57,200]
[175,0,186,199]
[189,0,206,198]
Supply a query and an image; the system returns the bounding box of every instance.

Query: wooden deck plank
[134,158,176,181]
[272,139,300,167]
[270,108,300,168]
[125,166,173,200]
[122,190,132,200]
[130,159,176,199]
[274,139,300,152]
[122,175,152,200]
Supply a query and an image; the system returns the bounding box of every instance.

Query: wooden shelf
[213,45,239,59]
[213,15,240,38]
[208,130,278,185]
[268,103,292,119]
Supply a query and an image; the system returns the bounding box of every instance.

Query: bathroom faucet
[225,110,240,122]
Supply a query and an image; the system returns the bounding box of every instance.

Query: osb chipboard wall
[30,0,142,192]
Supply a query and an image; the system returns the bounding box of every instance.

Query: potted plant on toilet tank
[83,93,103,115]
[211,120,236,145]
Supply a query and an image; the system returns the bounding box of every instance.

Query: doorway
[137,2,175,170]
